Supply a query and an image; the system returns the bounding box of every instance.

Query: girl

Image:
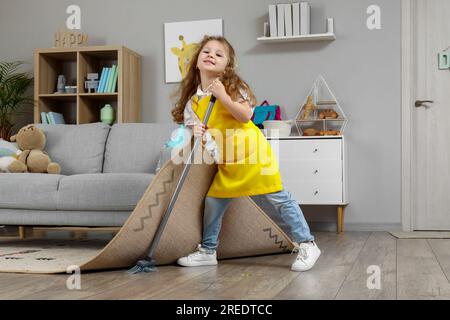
[171,35,320,272]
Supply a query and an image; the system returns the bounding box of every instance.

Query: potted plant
[0,61,34,141]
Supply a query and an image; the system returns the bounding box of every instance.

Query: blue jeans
[202,189,314,251]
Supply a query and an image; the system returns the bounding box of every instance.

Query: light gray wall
[0,0,402,229]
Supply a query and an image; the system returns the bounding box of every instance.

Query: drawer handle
[314,170,319,174]
[314,190,319,195]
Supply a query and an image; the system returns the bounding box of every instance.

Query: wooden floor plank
[427,239,450,285]
[335,232,397,300]
[17,266,214,300]
[397,239,450,300]
[83,266,222,300]
[0,273,41,294]
[0,273,67,300]
[274,232,371,300]
[144,232,336,300]
[145,254,295,300]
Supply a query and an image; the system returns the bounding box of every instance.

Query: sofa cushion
[103,123,178,173]
[0,173,64,210]
[36,123,110,175]
[57,173,154,211]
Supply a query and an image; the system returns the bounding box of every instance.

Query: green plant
[0,61,34,141]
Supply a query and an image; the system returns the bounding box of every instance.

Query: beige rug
[389,231,450,239]
[0,148,294,274]
[0,239,109,273]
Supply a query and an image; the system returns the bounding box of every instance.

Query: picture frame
[164,18,223,83]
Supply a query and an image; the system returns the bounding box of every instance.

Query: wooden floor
[1,231,450,300]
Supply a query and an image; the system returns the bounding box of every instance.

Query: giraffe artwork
[170,35,199,79]
[164,19,223,83]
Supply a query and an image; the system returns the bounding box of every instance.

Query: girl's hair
[171,35,257,123]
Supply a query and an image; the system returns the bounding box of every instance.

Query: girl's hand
[193,123,206,137]
[209,78,228,102]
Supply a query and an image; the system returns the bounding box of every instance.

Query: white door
[412,0,450,230]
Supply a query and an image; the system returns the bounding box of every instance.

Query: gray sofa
[0,122,177,227]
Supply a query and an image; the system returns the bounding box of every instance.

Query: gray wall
[0,0,402,230]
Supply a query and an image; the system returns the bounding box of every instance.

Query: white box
[277,3,285,37]
[284,4,293,37]
[300,2,310,35]
[292,2,300,36]
[269,4,278,37]
[264,22,270,37]
[327,18,334,34]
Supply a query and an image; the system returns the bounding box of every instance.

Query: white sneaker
[177,244,218,267]
[291,241,321,272]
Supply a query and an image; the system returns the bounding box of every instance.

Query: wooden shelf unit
[34,45,141,124]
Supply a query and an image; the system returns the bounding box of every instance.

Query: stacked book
[97,65,119,93]
[268,2,311,37]
[41,112,65,124]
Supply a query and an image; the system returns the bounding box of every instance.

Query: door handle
[415,100,434,108]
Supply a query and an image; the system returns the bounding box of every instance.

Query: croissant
[318,109,339,119]
[303,128,320,136]
[319,130,341,136]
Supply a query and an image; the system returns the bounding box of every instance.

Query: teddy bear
[9,124,61,174]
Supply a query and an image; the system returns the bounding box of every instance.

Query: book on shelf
[107,65,117,93]
[103,67,112,93]
[104,66,112,92]
[40,112,65,125]
[98,67,110,93]
[292,2,300,36]
[111,66,118,93]
[269,4,278,37]
[98,67,107,93]
[300,2,311,35]
[284,4,293,37]
[277,3,285,37]
[41,112,48,124]
[49,112,66,124]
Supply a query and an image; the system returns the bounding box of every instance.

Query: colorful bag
[251,100,282,125]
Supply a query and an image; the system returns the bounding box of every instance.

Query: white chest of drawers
[268,136,348,233]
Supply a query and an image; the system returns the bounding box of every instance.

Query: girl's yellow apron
[192,95,283,198]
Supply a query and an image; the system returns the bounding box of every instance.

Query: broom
[128,96,217,274]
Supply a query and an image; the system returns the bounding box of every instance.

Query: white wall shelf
[257,32,336,43]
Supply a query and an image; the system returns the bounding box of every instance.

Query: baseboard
[309,222,403,232]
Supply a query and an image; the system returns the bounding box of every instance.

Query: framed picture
[164,19,223,83]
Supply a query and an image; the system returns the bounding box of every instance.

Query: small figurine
[300,95,316,120]
[84,73,99,93]
[57,75,66,93]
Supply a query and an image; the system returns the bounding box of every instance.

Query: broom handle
[144,96,217,259]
